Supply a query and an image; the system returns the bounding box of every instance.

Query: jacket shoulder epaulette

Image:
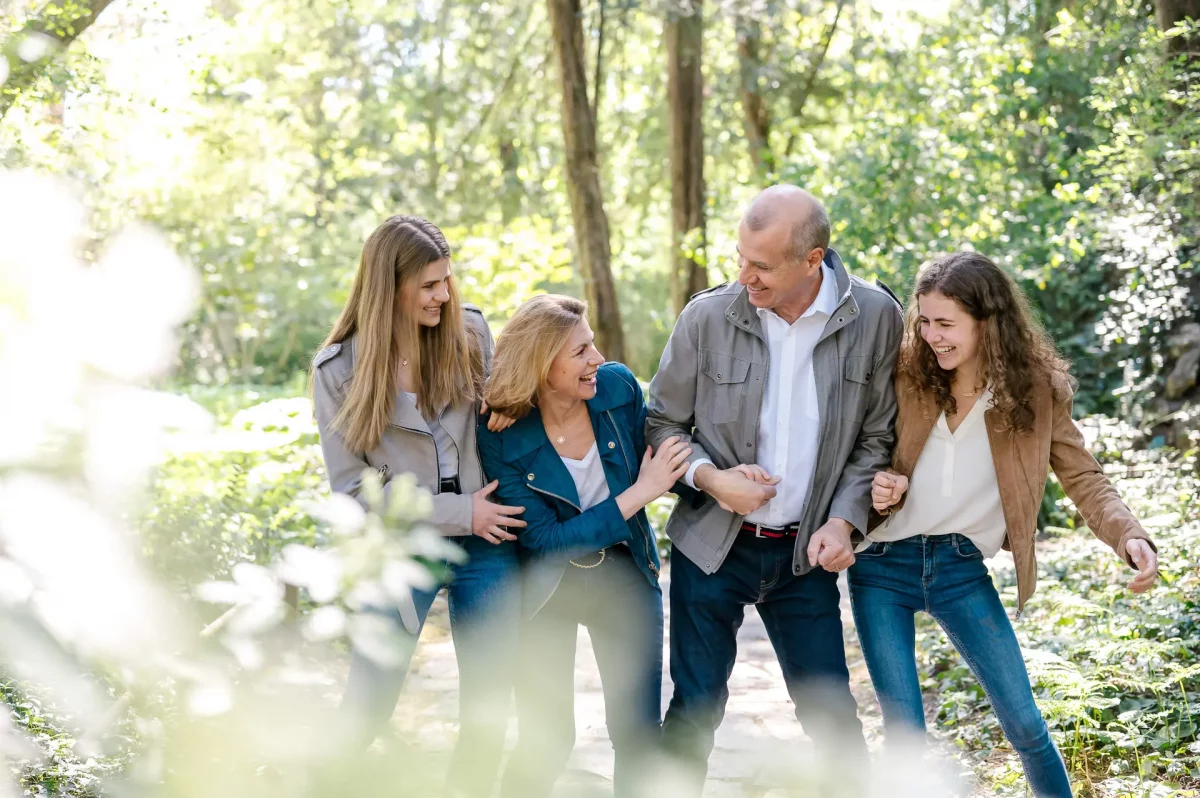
[313,343,344,368]
[690,282,730,301]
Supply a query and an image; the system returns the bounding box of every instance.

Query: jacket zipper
[606,410,659,576]
[526,482,582,512]
[385,422,445,494]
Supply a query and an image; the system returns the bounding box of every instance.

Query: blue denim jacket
[477,362,662,618]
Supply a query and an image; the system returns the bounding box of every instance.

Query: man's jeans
[849,534,1072,798]
[664,535,867,795]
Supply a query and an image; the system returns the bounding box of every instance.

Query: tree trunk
[0,0,116,119]
[736,14,771,175]
[666,1,706,316]
[547,0,626,362]
[1157,0,1200,60]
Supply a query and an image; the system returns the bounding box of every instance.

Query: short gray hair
[743,187,831,264]
[788,204,830,263]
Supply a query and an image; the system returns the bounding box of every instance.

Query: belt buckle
[753,523,767,539]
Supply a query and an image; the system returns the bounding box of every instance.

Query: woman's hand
[635,437,692,502]
[871,471,908,512]
[480,399,517,432]
[1125,538,1158,593]
[471,480,525,544]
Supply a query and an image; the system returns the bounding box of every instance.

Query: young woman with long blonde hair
[311,215,524,796]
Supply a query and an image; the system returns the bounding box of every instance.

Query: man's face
[735,220,815,312]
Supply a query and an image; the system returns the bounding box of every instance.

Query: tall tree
[0,0,116,119]
[666,1,706,315]
[736,13,772,175]
[547,0,626,361]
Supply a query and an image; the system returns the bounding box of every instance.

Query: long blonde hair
[484,294,588,419]
[314,215,485,453]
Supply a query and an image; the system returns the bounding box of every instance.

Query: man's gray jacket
[646,248,903,575]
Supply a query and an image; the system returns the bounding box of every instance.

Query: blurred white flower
[407,525,468,564]
[0,558,34,606]
[304,606,346,641]
[0,475,180,662]
[84,385,214,503]
[226,637,264,671]
[187,683,233,717]
[301,493,366,536]
[15,32,53,63]
[79,226,199,380]
[346,611,415,669]
[276,544,342,604]
[381,558,438,599]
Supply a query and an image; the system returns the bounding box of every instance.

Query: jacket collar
[723,247,859,338]
[499,365,633,462]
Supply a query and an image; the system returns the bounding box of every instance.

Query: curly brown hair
[898,252,1072,434]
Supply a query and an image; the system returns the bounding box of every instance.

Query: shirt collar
[755,265,839,324]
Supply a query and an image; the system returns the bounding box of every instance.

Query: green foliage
[916,452,1200,795]
[1,679,121,797]
[136,395,328,589]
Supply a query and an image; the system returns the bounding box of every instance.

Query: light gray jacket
[646,249,903,575]
[311,306,493,535]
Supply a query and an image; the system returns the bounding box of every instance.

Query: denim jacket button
[608,441,616,449]
[527,473,535,480]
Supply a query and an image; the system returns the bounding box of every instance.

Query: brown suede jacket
[871,371,1156,611]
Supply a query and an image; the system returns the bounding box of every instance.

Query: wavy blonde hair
[899,251,1071,434]
[312,215,485,453]
[483,294,588,420]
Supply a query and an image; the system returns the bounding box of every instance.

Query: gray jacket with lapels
[311,305,493,536]
[646,248,903,575]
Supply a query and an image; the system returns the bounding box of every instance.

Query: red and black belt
[740,521,801,539]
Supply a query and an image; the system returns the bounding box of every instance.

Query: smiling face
[543,318,605,401]
[918,290,985,375]
[735,219,823,316]
[399,257,452,327]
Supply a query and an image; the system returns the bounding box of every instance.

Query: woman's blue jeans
[340,535,521,797]
[849,534,1072,798]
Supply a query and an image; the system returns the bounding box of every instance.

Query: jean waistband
[887,533,972,546]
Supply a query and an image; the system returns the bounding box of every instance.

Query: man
[647,185,903,793]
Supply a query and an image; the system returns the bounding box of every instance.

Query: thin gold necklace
[548,405,587,445]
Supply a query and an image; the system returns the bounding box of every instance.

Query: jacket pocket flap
[843,355,873,384]
[699,350,751,384]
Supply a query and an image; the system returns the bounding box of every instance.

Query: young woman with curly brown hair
[854,251,1159,797]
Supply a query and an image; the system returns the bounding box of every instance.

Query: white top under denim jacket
[560,443,612,510]
[866,386,1007,556]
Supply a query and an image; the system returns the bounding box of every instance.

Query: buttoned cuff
[685,458,715,489]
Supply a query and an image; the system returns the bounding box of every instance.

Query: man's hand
[730,464,782,486]
[1125,539,1159,594]
[694,464,778,516]
[807,517,855,573]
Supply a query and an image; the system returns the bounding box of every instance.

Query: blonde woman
[477,295,690,798]
[311,216,523,796]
